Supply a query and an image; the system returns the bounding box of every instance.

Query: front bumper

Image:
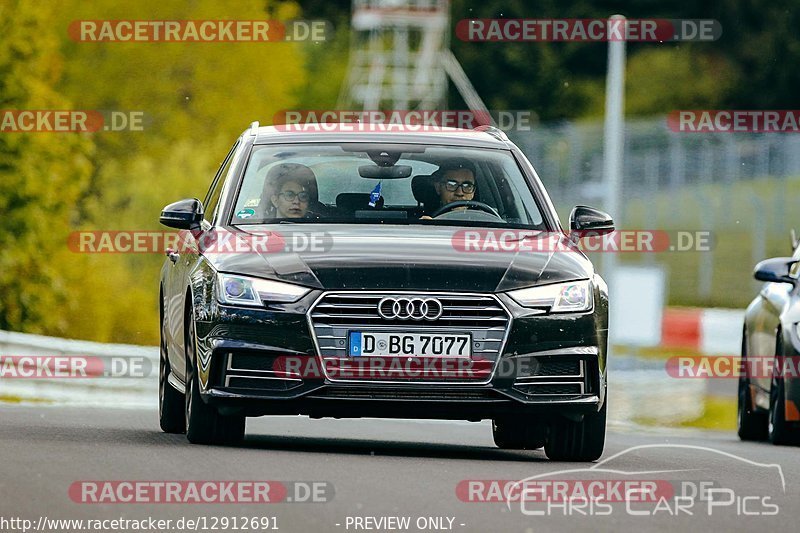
[193,289,608,421]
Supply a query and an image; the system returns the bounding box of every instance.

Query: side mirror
[569,205,615,235]
[754,257,797,285]
[160,198,204,229]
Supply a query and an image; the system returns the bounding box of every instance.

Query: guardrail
[0,329,709,425]
[0,330,158,407]
[0,329,158,359]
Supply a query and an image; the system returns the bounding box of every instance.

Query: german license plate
[348,332,472,357]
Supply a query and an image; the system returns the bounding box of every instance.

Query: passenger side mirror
[754,257,797,285]
[160,198,204,229]
[569,205,615,235]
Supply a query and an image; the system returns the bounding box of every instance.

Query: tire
[768,334,799,445]
[737,329,767,441]
[492,417,546,450]
[545,394,606,461]
[184,309,245,445]
[159,307,185,434]
[738,375,767,441]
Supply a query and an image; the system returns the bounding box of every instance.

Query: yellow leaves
[1,0,321,343]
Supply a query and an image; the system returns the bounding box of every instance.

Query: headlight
[217,273,310,306]
[508,280,593,313]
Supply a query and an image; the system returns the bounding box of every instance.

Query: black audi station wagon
[158,123,613,461]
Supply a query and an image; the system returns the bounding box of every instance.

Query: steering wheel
[430,200,502,219]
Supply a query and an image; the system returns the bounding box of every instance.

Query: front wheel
[738,374,767,441]
[544,395,606,461]
[768,360,799,445]
[184,311,245,445]
[768,335,800,446]
[737,329,767,441]
[768,368,792,445]
[159,309,185,434]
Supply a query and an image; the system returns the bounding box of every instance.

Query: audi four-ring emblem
[377,297,443,320]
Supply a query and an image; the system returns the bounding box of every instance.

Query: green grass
[611,344,702,360]
[634,395,736,431]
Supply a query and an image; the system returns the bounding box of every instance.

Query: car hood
[204,225,593,292]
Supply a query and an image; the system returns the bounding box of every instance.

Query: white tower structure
[339,0,489,115]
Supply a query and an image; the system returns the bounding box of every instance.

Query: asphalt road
[0,404,797,533]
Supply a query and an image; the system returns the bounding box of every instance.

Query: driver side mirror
[569,205,614,235]
[754,257,797,285]
[159,198,204,229]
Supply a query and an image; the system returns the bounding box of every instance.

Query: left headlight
[217,273,310,307]
[507,279,593,313]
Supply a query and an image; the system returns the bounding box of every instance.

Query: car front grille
[308,292,511,383]
[511,356,588,396]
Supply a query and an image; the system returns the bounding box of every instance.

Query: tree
[0,0,94,334]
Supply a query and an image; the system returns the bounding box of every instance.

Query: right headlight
[217,273,310,307]
[507,279,593,313]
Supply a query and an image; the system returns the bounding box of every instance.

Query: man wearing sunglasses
[426,158,478,217]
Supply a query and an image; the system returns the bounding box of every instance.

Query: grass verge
[634,395,736,431]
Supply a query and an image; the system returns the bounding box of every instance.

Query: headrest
[411,174,439,206]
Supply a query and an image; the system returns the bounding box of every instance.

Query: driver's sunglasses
[443,180,476,193]
[278,191,310,202]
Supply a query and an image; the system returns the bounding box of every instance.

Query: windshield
[230,143,546,229]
